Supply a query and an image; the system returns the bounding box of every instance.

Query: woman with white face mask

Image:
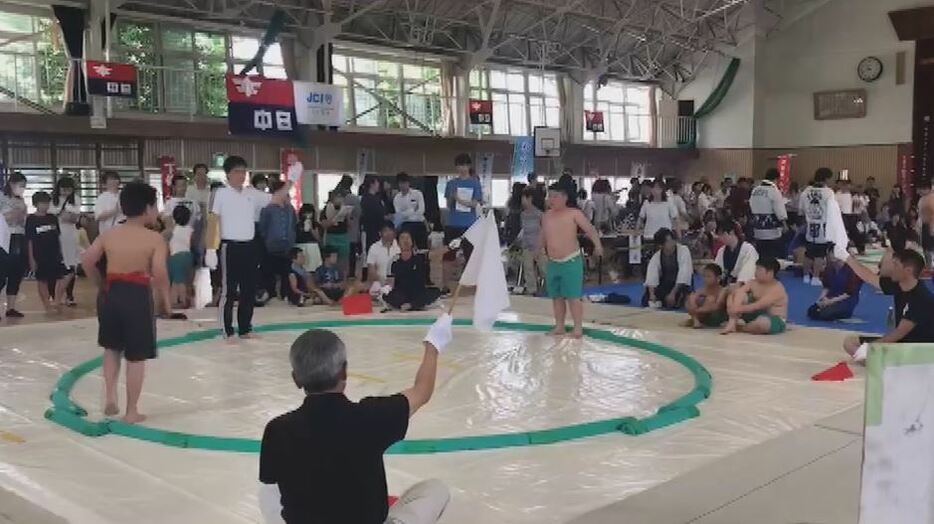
[0,171,29,319]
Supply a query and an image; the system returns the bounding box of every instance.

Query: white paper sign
[293,81,345,127]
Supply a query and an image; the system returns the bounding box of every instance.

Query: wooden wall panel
[143,139,183,168]
[253,142,283,171]
[680,145,901,191]
[679,149,754,182]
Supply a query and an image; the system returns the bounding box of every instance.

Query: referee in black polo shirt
[206,156,260,341]
[259,315,454,524]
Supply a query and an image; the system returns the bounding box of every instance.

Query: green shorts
[698,310,728,327]
[546,254,584,299]
[167,252,193,284]
[325,233,350,260]
[741,311,787,334]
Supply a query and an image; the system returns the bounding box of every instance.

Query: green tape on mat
[45,408,109,436]
[46,319,712,454]
[619,406,700,435]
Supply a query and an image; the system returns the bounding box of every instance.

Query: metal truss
[109,0,824,90]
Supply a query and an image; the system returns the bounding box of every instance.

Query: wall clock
[858,56,883,82]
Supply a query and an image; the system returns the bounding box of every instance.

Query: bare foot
[720,320,737,335]
[680,317,696,328]
[104,403,119,416]
[223,336,238,345]
[549,326,566,336]
[239,332,259,340]
[121,412,147,424]
[570,327,584,339]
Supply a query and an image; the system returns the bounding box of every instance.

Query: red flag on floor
[811,361,854,381]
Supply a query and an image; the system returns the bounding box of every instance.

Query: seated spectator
[286,248,312,307]
[383,231,440,311]
[643,228,693,309]
[807,250,862,321]
[311,247,358,306]
[683,263,728,328]
[843,249,934,361]
[885,209,910,252]
[714,220,759,287]
[722,257,788,335]
[259,318,453,524]
[366,221,400,294]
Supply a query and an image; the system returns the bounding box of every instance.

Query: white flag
[827,195,850,260]
[460,211,510,330]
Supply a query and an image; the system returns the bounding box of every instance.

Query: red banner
[85,60,138,98]
[468,99,493,125]
[776,154,792,193]
[226,74,297,137]
[159,156,176,202]
[898,142,914,208]
[584,110,605,132]
[281,148,305,211]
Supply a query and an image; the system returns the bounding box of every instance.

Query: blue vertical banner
[511,137,534,181]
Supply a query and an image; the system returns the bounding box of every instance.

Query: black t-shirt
[260,393,409,524]
[24,213,62,265]
[360,193,386,237]
[879,276,934,342]
[391,253,428,296]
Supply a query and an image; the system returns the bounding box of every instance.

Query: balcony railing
[0,51,696,148]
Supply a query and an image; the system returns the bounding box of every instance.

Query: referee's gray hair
[289,329,347,393]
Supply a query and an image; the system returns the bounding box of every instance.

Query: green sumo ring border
[45,318,712,454]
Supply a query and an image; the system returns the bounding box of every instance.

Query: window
[491,179,509,208]
[469,68,560,137]
[0,12,67,109]
[583,80,652,143]
[333,51,443,132]
[315,173,344,210]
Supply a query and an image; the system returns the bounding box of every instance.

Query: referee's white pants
[385,479,450,524]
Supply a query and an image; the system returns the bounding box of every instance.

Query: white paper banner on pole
[357,149,372,177]
[293,81,345,127]
[478,153,494,206]
[860,344,934,524]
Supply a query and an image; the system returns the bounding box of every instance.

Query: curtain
[439,62,455,136]
[558,76,574,143]
[281,39,298,80]
[53,5,87,115]
[694,58,741,119]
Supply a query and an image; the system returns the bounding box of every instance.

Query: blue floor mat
[582,272,914,336]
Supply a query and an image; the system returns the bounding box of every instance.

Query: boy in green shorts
[683,263,729,328]
[542,183,603,338]
[722,257,788,335]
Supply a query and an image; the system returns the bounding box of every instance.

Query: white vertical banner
[357,149,372,177]
[293,81,345,127]
[478,153,494,206]
[630,161,647,178]
[860,344,934,524]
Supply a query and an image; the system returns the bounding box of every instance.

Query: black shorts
[805,241,832,260]
[97,281,156,362]
[322,287,345,302]
[755,238,786,260]
[922,225,934,251]
[858,336,880,345]
[35,260,66,282]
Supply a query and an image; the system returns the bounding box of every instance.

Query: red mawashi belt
[104,272,151,290]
